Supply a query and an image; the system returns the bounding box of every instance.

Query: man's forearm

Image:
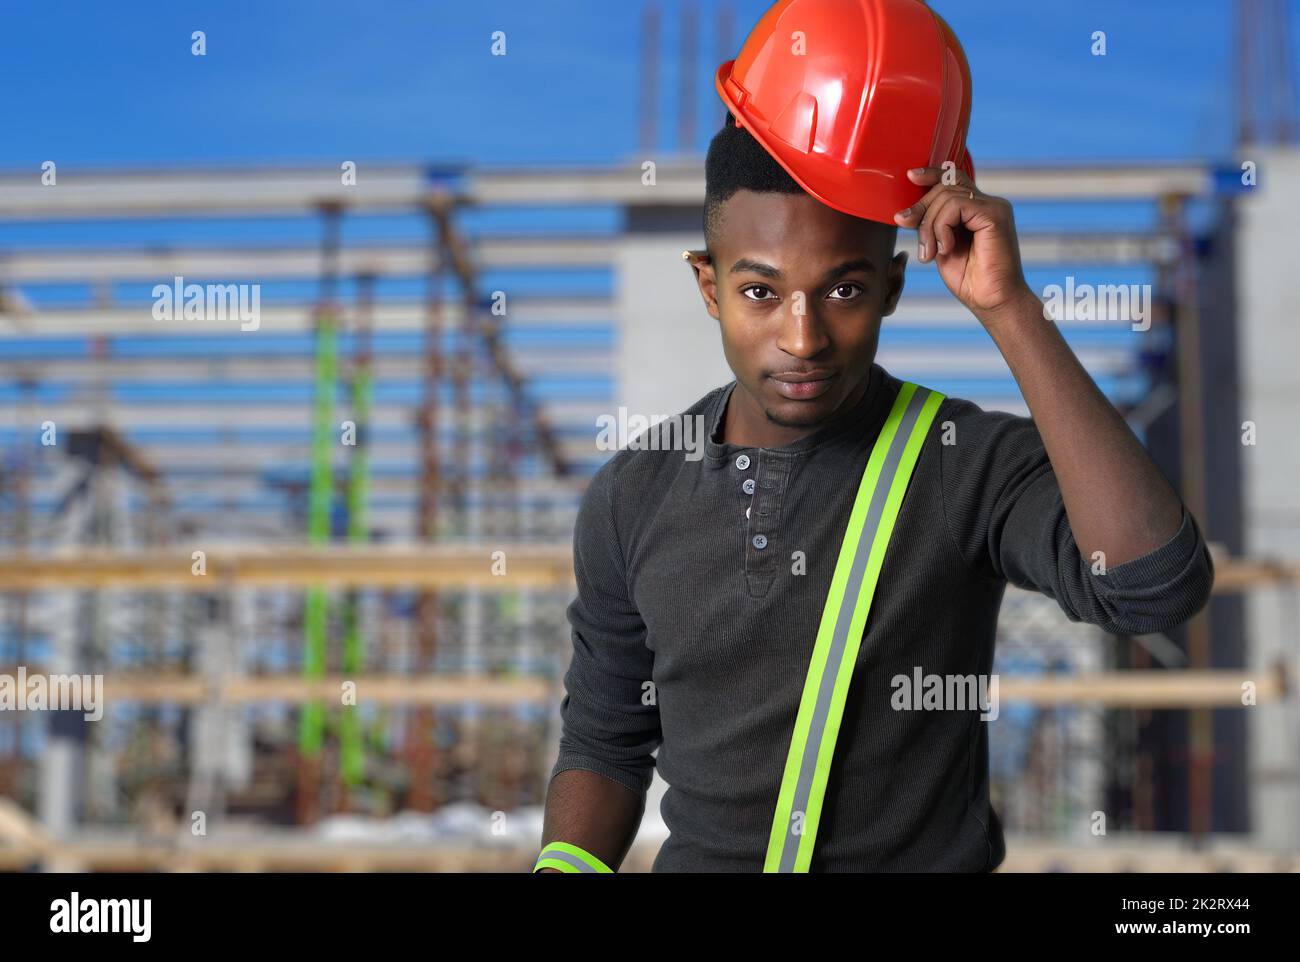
[537,769,645,872]
[982,288,1185,567]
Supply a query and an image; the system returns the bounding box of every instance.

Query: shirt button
[746,506,751,519]
[752,534,768,549]
[735,454,750,470]
[742,478,756,495]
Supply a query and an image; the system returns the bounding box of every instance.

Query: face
[690,190,907,442]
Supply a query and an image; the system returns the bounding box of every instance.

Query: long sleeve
[550,456,662,796]
[937,398,1215,635]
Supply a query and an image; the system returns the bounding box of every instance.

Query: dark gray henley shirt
[550,361,1215,871]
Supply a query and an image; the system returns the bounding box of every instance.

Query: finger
[916,191,959,262]
[894,168,944,228]
[893,167,971,228]
[934,189,983,255]
[907,165,948,187]
[893,177,953,232]
[915,185,969,262]
[925,192,966,259]
[915,195,936,263]
[893,192,931,228]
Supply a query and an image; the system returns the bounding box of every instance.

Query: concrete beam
[0,232,1175,285]
[0,162,1215,222]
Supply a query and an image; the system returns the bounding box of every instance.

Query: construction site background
[1,1,1298,872]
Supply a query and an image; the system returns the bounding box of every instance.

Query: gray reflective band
[541,849,598,873]
[534,839,614,873]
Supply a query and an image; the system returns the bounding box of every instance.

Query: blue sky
[0,0,1265,169]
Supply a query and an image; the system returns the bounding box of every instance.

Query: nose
[775,299,830,360]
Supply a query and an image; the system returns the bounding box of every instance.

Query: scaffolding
[0,157,1295,869]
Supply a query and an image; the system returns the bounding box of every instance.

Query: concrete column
[614,226,734,421]
[1236,145,1300,848]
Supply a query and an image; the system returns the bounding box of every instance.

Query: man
[535,78,1214,878]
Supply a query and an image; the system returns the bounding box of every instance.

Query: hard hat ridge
[715,0,975,225]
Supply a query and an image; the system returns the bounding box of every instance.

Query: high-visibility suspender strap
[533,840,615,874]
[763,382,945,873]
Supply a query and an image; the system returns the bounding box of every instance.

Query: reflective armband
[533,841,614,874]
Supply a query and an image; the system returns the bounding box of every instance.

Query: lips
[770,371,835,400]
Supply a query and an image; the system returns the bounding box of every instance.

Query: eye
[741,285,778,302]
[828,283,864,300]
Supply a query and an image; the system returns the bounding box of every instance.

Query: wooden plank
[0,543,575,589]
[0,546,1290,592]
[98,673,552,706]
[7,668,1269,708]
[995,669,1284,707]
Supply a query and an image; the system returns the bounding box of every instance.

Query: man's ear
[683,249,720,320]
[881,249,908,318]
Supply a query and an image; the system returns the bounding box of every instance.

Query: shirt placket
[733,449,791,598]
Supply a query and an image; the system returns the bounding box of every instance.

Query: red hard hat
[715,0,975,226]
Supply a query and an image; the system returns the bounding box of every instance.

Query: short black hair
[703,111,897,257]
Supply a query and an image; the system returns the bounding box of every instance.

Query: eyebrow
[728,257,878,283]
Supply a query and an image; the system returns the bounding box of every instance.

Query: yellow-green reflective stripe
[533,841,614,874]
[764,384,945,873]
